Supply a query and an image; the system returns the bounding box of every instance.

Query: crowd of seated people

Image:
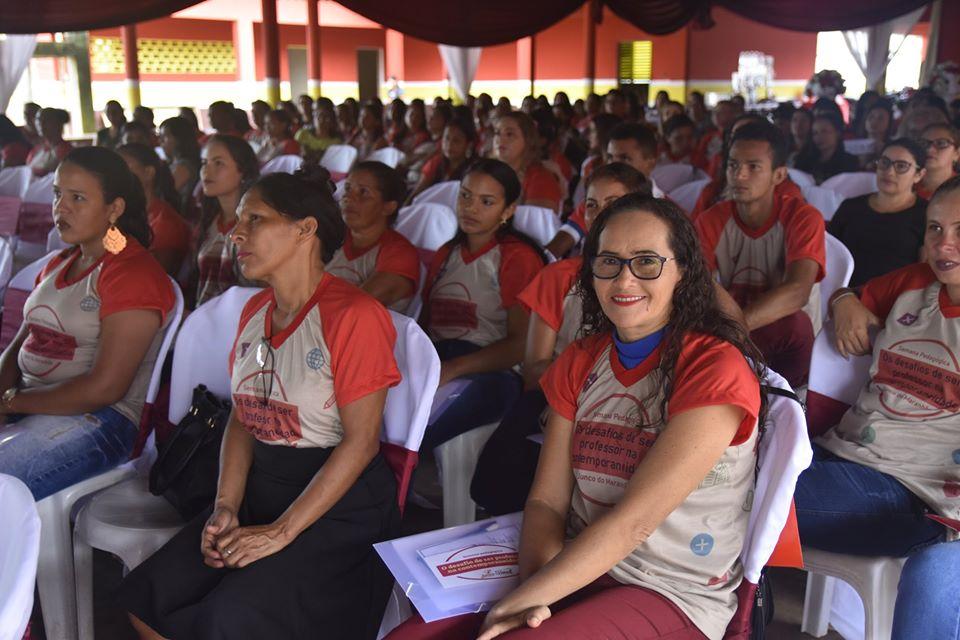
[0,82,957,640]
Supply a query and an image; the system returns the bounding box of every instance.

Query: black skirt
[118,440,401,640]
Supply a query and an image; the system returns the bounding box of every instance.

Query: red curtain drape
[0,0,931,42]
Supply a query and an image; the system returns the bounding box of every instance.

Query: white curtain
[438,45,481,102]
[842,6,925,91]
[0,34,36,115]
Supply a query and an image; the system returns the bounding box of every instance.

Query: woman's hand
[438,360,463,388]
[214,522,293,569]
[477,604,552,640]
[832,294,880,358]
[200,505,239,568]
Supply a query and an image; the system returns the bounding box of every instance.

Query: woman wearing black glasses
[917,123,959,201]
[828,138,928,287]
[121,164,403,640]
[388,195,765,640]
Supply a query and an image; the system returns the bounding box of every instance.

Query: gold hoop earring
[102,223,127,255]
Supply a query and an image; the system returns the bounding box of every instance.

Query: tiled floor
[29,455,843,639]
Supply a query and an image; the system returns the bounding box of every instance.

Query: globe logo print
[306,348,325,370]
[79,296,100,312]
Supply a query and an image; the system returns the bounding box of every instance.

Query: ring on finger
[225,549,234,556]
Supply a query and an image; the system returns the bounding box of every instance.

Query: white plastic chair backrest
[367,147,406,168]
[668,178,711,215]
[0,166,31,198]
[334,179,346,201]
[843,138,876,155]
[0,238,14,300]
[8,250,59,292]
[820,172,877,200]
[46,228,70,253]
[383,311,440,452]
[809,322,872,406]
[0,474,40,640]
[741,369,813,583]
[260,154,303,175]
[801,185,845,221]
[650,164,709,193]
[403,263,427,320]
[412,180,460,210]
[145,278,184,405]
[787,169,816,189]
[319,144,358,174]
[154,145,168,162]
[168,286,261,424]
[22,173,55,204]
[394,203,457,252]
[513,205,560,247]
[820,233,854,323]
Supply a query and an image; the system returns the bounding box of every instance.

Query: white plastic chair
[513,205,560,247]
[0,474,41,640]
[394,203,458,255]
[367,147,406,168]
[802,323,889,640]
[802,185,845,221]
[650,163,709,193]
[668,177,711,215]
[403,263,427,320]
[17,173,57,262]
[843,139,877,156]
[820,233,854,324]
[0,250,59,351]
[787,169,816,189]
[260,153,303,175]
[412,180,460,210]
[0,237,15,301]
[320,144,358,178]
[46,227,70,253]
[22,172,54,205]
[0,166,32,198]
[820,172,877,200]
[35,278,184,640]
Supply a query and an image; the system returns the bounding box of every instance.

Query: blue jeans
[892,540,960,640]
[795,445,944,557]
[420,340,523,451]
[0,407,137,500]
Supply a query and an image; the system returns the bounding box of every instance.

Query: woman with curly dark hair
[389,194,766,640]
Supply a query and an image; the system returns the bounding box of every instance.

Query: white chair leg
[35,496,79,640]
[73,504,96,640]
[437,423,498,528]
[801,572,836,637]
[861,559,905,640]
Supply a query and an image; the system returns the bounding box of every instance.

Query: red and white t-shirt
[229,274,401,448]
[27,140,73,176]
[325,229,421,312]
[541,332,760,640]
[517,257,584,357]
[696,194,826,332]
[19,242,175,424]
[424,236,543,346]
[818,263,960,535]
[147,199,190,256]
[521,162,563,208]
[196,217,239,307]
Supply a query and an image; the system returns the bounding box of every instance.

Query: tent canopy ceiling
[0,0,931,45]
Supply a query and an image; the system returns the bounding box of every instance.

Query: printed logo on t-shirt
[233,371,303,444]
[690,533,715,556]
[21,306,78,375]
[874,339,960,418]
[897,312,919,326]
[729,266,769,308]
[79,295,100,312]
[431,282,479,337]
[305,348,325,371]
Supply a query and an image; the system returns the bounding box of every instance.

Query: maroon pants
[385,576,707,640]
[750,310,814,388]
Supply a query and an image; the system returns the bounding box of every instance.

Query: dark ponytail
[117,143,182,213]
[61,147,152,248]
[249,162,345,263]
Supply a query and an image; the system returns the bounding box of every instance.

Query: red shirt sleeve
[694,201,733,272]
[523,163,562,206]
[282,139,300,155]
[860,262,936,322]
[776,178,803,201]
[420,153,442,185]
[668,334,760,445]
[97,243,175,323]
[567,202,587,236]
[517,257,580,332]
[148,201,191,253]
[319,281,402,406]
[689,180,721,222]
[539,335,606,421]
[782,197,826,282]
[498,239,546,308]
[375,230,421,286]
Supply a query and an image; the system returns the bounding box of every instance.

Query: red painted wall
[687,7,817,80]
[403,35,443,82]
[253,24,385,82]
[475,42,519,81]
[936,1,960,69]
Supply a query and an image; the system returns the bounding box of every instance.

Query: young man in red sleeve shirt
[696,121,826,386]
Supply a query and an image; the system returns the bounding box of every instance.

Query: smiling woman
[120,163,404,640]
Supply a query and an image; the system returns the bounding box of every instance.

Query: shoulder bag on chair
[149,384,231,520]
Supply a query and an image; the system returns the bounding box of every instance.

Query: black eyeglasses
[254,338,274,407]
[591,253,675,280]
[876,156,919,175]
[920,137,958,151]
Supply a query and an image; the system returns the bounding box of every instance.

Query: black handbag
[149,384,231,520]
